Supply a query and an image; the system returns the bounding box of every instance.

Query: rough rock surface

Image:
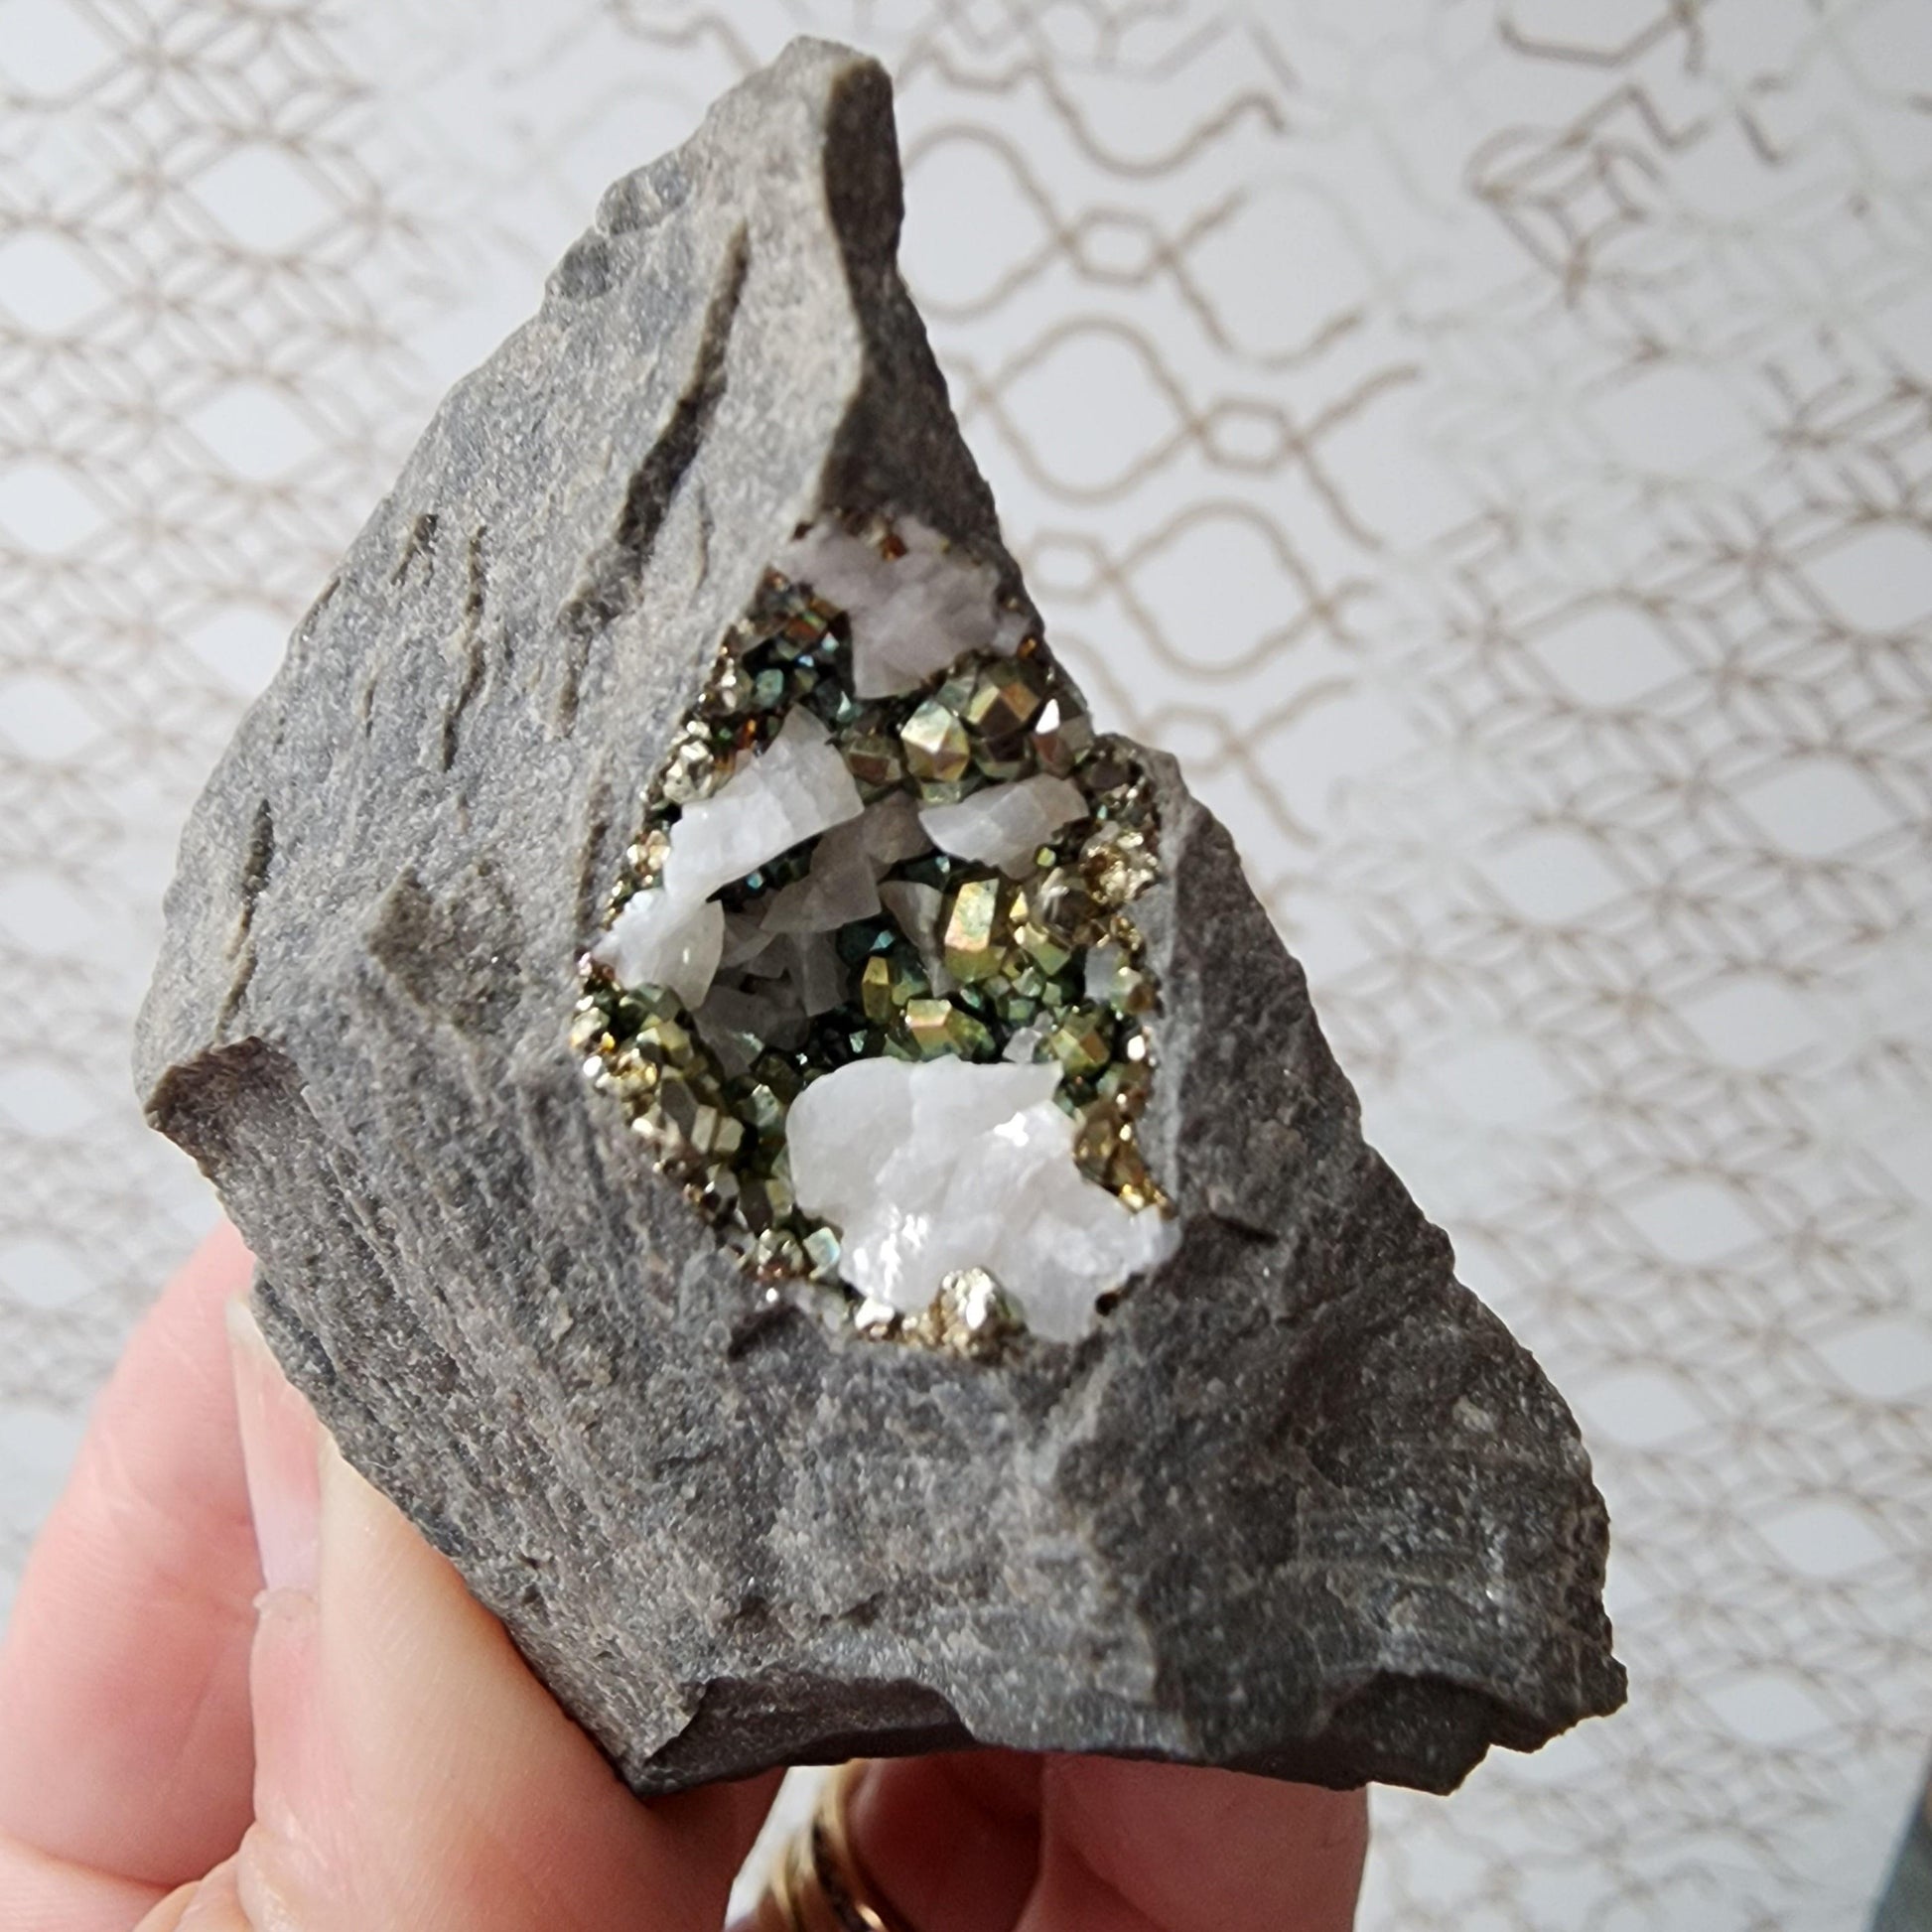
[135,38,1625,1795]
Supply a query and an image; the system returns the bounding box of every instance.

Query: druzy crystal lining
[573,514,1174,1348]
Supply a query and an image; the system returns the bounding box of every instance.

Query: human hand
[0,1227,1367,1931]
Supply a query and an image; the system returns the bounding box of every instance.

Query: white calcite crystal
[777,517,1030,699]
[1002,1022,1048,1064]
[593,890,726,1011]
[857,791,929,870]
[876,880,955,996]
[786,1056,1178,1341]
[591,709,863,1008]
[784,930,846,1015]
[1085,941,1133,1005]
[665,708,863,899]
[760,813,881,933]
[920,773,1087,876]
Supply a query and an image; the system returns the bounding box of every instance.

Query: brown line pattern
[1,2,1929,1925]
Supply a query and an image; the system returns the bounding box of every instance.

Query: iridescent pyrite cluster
[572,515,1171,1348]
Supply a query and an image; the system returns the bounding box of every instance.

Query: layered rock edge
[135,38,1625,1795]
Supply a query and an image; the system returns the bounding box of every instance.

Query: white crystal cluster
[777,517,1030,699]
[786,1057,1178,1342]
[919,772,1085,876]
[592,710,861,1008]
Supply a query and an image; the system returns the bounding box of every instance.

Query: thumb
[189,1302,774,1932]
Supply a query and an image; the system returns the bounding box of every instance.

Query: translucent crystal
[594,710,862,1010]
[785,1056,1178,1340]
[689,1004,759,1078]
[1084,940,1125,1005]
[1002,1021,1048,1064]
[878,880,956,996]
[667,708,863,903]
[719,910,778,971]
[1031,866,1108,947]
[698,980,804,1051]
[783,930,847,1016]
[920,774,1085,876]
[592,892,725,1011]
[858,791,929,871]
[760,814,881,933]
[776,517,1025,700]
[1085,939,1152,1013]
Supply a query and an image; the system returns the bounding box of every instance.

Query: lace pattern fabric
[2,4,1928,1925]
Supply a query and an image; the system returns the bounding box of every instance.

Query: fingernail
[227,1300,322,1594]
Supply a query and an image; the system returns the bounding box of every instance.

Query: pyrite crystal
[136,40,1624,1795]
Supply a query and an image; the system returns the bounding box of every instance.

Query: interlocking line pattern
[3,3,1928,1925]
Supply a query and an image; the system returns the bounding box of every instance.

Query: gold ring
[764,1760,908,1932]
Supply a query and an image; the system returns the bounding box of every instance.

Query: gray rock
[135,37,1624,1796]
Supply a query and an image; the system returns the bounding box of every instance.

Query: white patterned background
[2,2,1929,1926]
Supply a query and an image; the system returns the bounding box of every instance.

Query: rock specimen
[135,38,1625,1796]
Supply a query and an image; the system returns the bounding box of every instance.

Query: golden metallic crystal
[659,722,728,803]
[1045,1006,1112,1077]
[1031,695,1091,775]
[844,732,903,789]
[899,699,971,783]
[1082,824,1158,907]
[903,998,954,1056]
[860,955,895,1023]
[1014,919,1072,975]
[1032,867,1108,948]
[941,878,1003,981]
[904,1266,1024,1359]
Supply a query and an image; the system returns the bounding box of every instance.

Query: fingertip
[226,1300,322,1595]
[193,1219,254,1284]
[247,1587,332,1847]
[167,1222,255,1335]
[132,1855,249,1932]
